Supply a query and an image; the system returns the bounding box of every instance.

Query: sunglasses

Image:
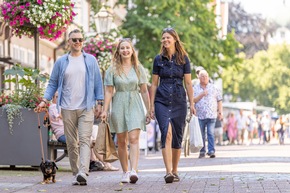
[119,38,131,42]
[163,27,175,33]
[70,38,84,43]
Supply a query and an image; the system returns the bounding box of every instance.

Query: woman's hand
[190,104,196,116]
[100,110,108,122]
[149,107,155,120]
[145,113,151,125]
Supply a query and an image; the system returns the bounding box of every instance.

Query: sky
[229,0,290,26]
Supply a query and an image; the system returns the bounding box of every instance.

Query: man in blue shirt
[36,29,103,186]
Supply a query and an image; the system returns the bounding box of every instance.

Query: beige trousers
[61,108,94,176]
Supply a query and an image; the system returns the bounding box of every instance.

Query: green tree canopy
[222,45,290,114]
[116,0,241,77]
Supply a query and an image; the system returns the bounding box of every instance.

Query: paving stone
[0,138,290,192]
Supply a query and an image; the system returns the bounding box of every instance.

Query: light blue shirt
[43,51,104,111]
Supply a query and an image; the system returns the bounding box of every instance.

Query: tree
[222,45,290,114]
[228,2,279,58]
[116,0,241,77]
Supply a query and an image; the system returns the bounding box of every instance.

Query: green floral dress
[104,65,148,133]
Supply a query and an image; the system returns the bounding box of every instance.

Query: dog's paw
[52,179,56,183]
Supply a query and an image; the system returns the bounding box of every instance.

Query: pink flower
[37,0,43,5]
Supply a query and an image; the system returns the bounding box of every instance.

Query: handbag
[103,121,119,163]
[94,121,106,155]
[93,120,118,163]
[189,115,204,153]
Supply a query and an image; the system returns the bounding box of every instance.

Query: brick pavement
[1,138,290,193]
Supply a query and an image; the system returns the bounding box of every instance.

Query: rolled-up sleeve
[94,59,104,100]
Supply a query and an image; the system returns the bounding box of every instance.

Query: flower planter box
[0,108,48,166]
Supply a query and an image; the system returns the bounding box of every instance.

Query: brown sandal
[164,173,174,183]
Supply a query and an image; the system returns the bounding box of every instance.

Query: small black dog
[40,160,58,184]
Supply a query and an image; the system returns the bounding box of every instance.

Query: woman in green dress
[100,39,151,184]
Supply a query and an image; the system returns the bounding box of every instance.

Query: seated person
[48,92,66,143]
[89,124,119,172]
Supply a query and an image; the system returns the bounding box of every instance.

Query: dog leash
[35,108,48,164]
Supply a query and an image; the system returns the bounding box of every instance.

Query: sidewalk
[1,138,290,193]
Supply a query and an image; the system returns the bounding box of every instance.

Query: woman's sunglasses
[119,38,131,42]
[163,27,175,33]
[70,38,84,43]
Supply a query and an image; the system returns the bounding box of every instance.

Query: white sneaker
[129,169,138,184]
[121,171,130,183]
[72,176,79,185]
[76,172,87,186]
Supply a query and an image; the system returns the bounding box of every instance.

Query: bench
[44,115,68,162]
[47,140,68,162]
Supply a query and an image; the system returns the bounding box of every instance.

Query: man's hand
[34,101,47,113]
[94,105,102,119]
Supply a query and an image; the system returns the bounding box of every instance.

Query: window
[0,43,3,56]
[27,50,34,66]
[19,48,27,64]
[12,45,20,61]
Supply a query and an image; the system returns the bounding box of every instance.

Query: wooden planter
[0,107,48,166]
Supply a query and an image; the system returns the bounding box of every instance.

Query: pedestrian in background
[100,38,150,184]
[150,27,195,183]
[214,117,223,146]
[236,109,248,145]
[277,115,285,145]
[36,29,104,186]
[261,113,271,144]
[227,112,237,145]
[194,70,223,158]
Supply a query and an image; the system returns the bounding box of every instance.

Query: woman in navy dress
[150,27,195,183]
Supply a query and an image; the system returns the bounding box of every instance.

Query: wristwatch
[97,101,103,106]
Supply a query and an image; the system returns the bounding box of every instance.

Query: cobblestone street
[0,139,290,193]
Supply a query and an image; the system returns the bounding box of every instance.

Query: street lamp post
[94,4,113,34]
[34,28,39,85]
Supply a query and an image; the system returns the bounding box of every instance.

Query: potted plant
[0,0,76,40]
[0,64,49,166]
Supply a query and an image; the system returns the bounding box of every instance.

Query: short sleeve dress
[104,65,148,133]
[152,54,191,149]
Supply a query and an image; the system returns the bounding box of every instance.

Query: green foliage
[0,64,49,134]
[1,104,23,135]
[116,0,241,77]
[3,64,48,109]
[222,45,290,114]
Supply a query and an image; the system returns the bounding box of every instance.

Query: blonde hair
[112,39,141,79]
[160,28,188,65]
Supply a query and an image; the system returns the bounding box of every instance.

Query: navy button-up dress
[153,54,191,148]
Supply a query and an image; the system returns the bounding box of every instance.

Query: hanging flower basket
[0,0,76,41]
[83,34,116,72]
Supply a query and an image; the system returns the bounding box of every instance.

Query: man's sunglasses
[70,38,84,43]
